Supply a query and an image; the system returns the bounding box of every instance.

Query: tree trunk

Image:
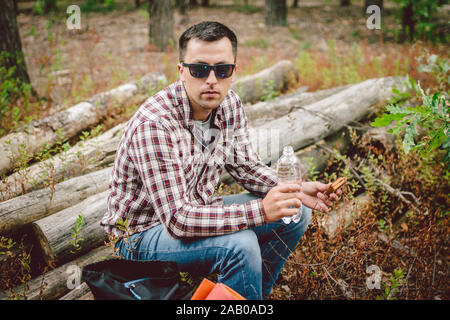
[175,0,187,15]
[292,0,299,8]
[0,72,166,178]
[0,122,124,201]
[251,76,407,166]
[148,0,174,51]
[401,2,415,41]
[0,0,33,88]
[364,0,383,13]
[340,0,350,6]
[244,83,352,127]
[230,60,299,104]
[0,245,114,300]
[134,0,141,8]
[31,190,110,268]
[265,0,287,27]
[201,0,209,6]
[0,167,112,236]
[42,0,57,13]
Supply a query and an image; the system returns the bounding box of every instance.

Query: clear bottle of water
[277,146,302,224]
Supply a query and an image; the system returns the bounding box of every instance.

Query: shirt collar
[175,79,224,130]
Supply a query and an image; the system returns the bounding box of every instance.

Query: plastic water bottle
[277,146,302,224]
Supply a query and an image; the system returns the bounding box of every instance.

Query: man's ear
[178,63,185,82]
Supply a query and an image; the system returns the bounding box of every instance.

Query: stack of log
[0,59,406,300]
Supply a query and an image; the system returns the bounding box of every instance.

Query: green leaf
[371,113,403,128]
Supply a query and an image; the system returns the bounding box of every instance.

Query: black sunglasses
[182,62,235,79]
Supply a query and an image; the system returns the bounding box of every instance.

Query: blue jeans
[115,192,312,300]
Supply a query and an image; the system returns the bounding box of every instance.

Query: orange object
[191,278,246,300]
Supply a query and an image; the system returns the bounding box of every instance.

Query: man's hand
[262,183,302,223]
[298,181,342,213]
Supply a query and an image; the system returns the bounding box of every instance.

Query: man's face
[178,37,236,121]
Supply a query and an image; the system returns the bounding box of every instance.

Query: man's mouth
[202,91,219,96]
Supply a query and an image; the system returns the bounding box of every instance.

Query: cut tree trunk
[0,167,112,236]
[318,192,371,239]
[0,122,125,201]
[31,191,109,268]
[245,83,351,127]
[0,73,166,177]
[250,76,407,166]
[231,60,299,104]
[0,245,114,300]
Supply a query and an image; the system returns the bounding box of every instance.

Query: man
[101,21,340,300]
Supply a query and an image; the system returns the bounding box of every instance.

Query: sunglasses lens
[190,64,210,78]
[185,64,234,79]
[215,65,234,79]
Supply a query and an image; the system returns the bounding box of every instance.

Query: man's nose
[205,69,218,85]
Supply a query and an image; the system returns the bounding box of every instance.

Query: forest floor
[4,0,449,300]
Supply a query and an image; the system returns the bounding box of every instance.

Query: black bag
[82,259,193,300]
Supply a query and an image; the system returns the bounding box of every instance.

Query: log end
[30,222,56,269]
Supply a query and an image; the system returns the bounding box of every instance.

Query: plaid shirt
[101,80,278,239]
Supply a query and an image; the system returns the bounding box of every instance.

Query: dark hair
[178,21,238,63]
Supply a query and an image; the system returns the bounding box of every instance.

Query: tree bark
[0,245,114,300]
[244,83,352,127]
[340,0,351,6]
[265,0,287,27]
[148,0,174,51]
[0,0,33,88]
[318,193,371,239]
[230,60,298,104]
[0,167,112,236]
[31,190,110,268]
[250,76,407,166]
[401,2,415,42]
[0,72,166,178]
[363,0,383,13]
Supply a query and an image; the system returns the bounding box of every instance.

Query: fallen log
[59,282,91,300]
[0,73,166,177]
[0,167,112,236]
[231,60,299,104]
[250,76,407,166]
[318,192,371,239]
[31,190,109,268]
[245,83,352,127]
[0,245,114,300]
[0,122,125,201]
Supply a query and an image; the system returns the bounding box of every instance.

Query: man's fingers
[317,192,333,206]
[282,207,301,217]
[277,183,301,193]
[279,198,302,209]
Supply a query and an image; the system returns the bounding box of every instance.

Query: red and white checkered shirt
[101,80,278,239]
